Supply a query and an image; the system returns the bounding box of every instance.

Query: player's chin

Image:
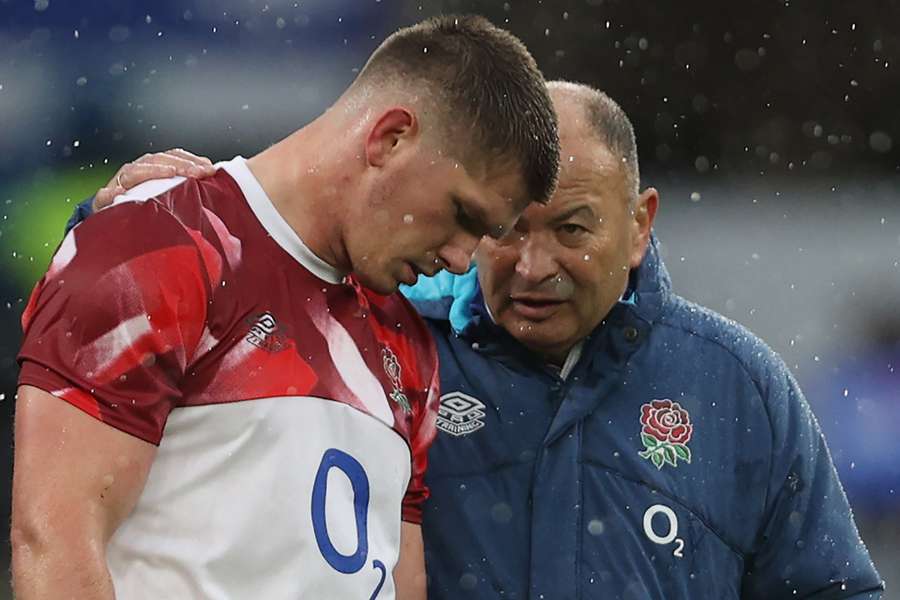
[355,270,400,296]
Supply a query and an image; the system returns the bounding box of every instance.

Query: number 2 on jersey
[311,448,386,598]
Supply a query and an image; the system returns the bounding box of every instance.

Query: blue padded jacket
[403,237,883,600]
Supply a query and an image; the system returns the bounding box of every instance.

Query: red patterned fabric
[19,166,439,522]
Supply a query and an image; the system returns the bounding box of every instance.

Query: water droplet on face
[583,254,591,261]
[403,214,414,224]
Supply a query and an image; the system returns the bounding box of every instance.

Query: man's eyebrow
[550,204,597,224]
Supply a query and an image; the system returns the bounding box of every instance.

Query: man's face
[476,103,656,363]
[348,130,527,295]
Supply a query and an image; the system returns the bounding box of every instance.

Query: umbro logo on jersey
[244,311,288,352]
[436,391,486,437]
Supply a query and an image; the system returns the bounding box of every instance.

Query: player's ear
[365,107,417,168]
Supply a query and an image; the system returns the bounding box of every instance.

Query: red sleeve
[401,343,440,524]
[17,199,213,445]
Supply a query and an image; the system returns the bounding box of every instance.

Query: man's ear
[629,187,659,269]
[365,107,417,167]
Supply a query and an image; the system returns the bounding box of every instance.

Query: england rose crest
[382,347,411,413]
[638,399,692,470]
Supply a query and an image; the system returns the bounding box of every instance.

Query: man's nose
[438,231,480,274]
[515,235,557,283]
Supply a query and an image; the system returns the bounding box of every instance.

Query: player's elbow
[11,505,50,565]
[11,504,106,594]
[10,509,53,592]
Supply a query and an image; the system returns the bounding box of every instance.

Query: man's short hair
[356,15,560,205]
[550,81,640,204]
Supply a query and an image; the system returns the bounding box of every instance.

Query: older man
[74,82,882,599]
[406,82,883,599]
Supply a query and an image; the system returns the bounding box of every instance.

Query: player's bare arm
[11,386,157,600]
[394,522,427,600]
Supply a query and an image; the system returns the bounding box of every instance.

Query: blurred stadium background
[1,0,898,595]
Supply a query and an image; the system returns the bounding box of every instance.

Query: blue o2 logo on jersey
[311,448,387,598]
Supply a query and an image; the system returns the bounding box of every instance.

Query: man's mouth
[509,295,565,320]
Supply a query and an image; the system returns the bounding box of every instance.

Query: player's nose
[436,229,479,274]
[437,244,474,275]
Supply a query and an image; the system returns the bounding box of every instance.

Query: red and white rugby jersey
[18,156,440,600]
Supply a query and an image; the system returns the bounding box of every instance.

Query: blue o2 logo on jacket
[311,448,387,599]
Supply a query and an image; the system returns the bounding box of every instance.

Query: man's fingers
[93,185,125,211]
[164,148,214,167]
[133,152,214,178]
[116,163,177,190]
[93,150,217,212]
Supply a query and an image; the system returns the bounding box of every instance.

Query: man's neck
[245,123,353,274]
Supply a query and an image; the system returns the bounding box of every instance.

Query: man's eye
[559,223,588,236]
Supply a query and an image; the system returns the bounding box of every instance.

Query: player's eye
[454,200,487,237]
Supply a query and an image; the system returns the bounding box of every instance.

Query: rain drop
[869,131,892,153]
[587,519,605,535]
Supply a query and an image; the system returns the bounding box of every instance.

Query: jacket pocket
[579,464,744,600]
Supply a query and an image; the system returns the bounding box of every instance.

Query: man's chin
[501,313,568,343]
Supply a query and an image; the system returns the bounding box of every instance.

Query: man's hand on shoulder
[94,148,216,211]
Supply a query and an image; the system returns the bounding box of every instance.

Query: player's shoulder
[64,172,244,293]
[106,168,240,224]
[93,175,196,237]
